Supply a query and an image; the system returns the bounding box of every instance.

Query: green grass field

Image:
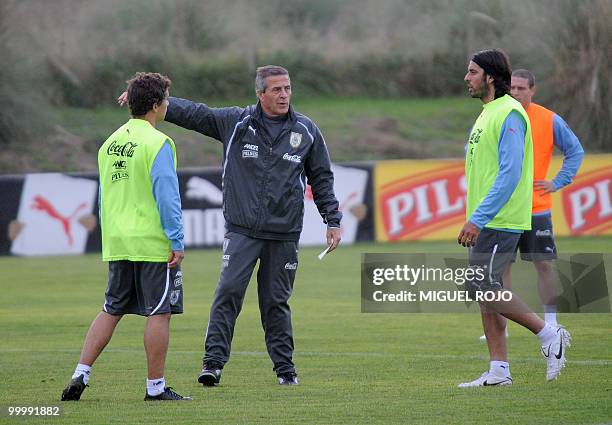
[1,237,611,425]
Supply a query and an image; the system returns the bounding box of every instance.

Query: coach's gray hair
[255,65,289,93]
[512,69,536,88]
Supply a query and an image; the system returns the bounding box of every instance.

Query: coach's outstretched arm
[164,97,244,142]
[118,91,243,143]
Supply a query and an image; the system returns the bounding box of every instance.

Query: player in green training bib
[61,72,190,401]
[457,50,571,388]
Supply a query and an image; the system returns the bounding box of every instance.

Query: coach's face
[464,61,490,100]
[257,75,291,117]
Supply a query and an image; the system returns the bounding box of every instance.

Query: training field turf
[1,237,611,424]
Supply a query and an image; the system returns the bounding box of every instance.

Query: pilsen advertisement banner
[0,163,374,256]
[374,154,612,242]
[1,155,609,256]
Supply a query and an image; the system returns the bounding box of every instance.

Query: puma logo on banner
[31,195,87,245]
[10,173,97,256]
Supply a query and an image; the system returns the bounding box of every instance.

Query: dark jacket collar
[252,101,297,123]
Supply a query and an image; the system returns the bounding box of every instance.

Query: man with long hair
[458,50,571,387]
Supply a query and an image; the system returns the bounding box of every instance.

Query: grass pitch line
[1,348,609,366]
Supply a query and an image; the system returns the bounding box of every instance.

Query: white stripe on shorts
[488,243,498,284]
[150,266,170,315]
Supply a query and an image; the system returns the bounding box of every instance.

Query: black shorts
[467,228,521,296]
[103,261,183,316]
[516,214,558,261]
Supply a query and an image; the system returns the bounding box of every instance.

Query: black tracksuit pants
[203,231,299,374]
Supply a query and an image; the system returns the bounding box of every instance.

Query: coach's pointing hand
[457,221,480,247]
[117,91,128,107]
[168,250,184,268]
[326,227,342,253]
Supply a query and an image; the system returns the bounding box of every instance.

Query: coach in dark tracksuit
[165,65,342,386]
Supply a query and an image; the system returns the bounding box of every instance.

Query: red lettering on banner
[380,166,466,240]
[562,169,612,234]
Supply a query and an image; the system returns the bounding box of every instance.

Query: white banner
[10,174,98,256]
[300,164,369,246]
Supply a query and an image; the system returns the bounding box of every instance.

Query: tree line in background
[1,0,610,162]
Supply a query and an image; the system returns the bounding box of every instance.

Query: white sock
[147,377,166,396]
[489,361,510,377]
[72,363,91,385]
[537,323,558,346]
[543,305,557,326]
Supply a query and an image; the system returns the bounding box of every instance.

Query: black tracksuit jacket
[166,97,342,241]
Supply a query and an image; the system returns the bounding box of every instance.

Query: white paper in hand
[318,246,331,260]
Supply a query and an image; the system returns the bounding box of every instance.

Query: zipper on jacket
[251,122,274,234]
[251,122,293,234]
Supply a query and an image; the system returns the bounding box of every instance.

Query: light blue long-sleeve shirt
[151,141,184,251]
[533,114,584,217]
[469,111,525,231]
[551,114,584,191]
[98,141,184,251]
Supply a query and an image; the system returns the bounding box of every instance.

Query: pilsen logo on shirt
[242,143,259,159]
[289,132,302,148]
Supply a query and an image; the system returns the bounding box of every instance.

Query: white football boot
[541,326,571,381]
[458,371,513,388]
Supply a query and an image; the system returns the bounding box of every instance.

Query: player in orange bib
[480,69,584,342]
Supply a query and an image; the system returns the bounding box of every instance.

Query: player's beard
[470,75,490,99]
